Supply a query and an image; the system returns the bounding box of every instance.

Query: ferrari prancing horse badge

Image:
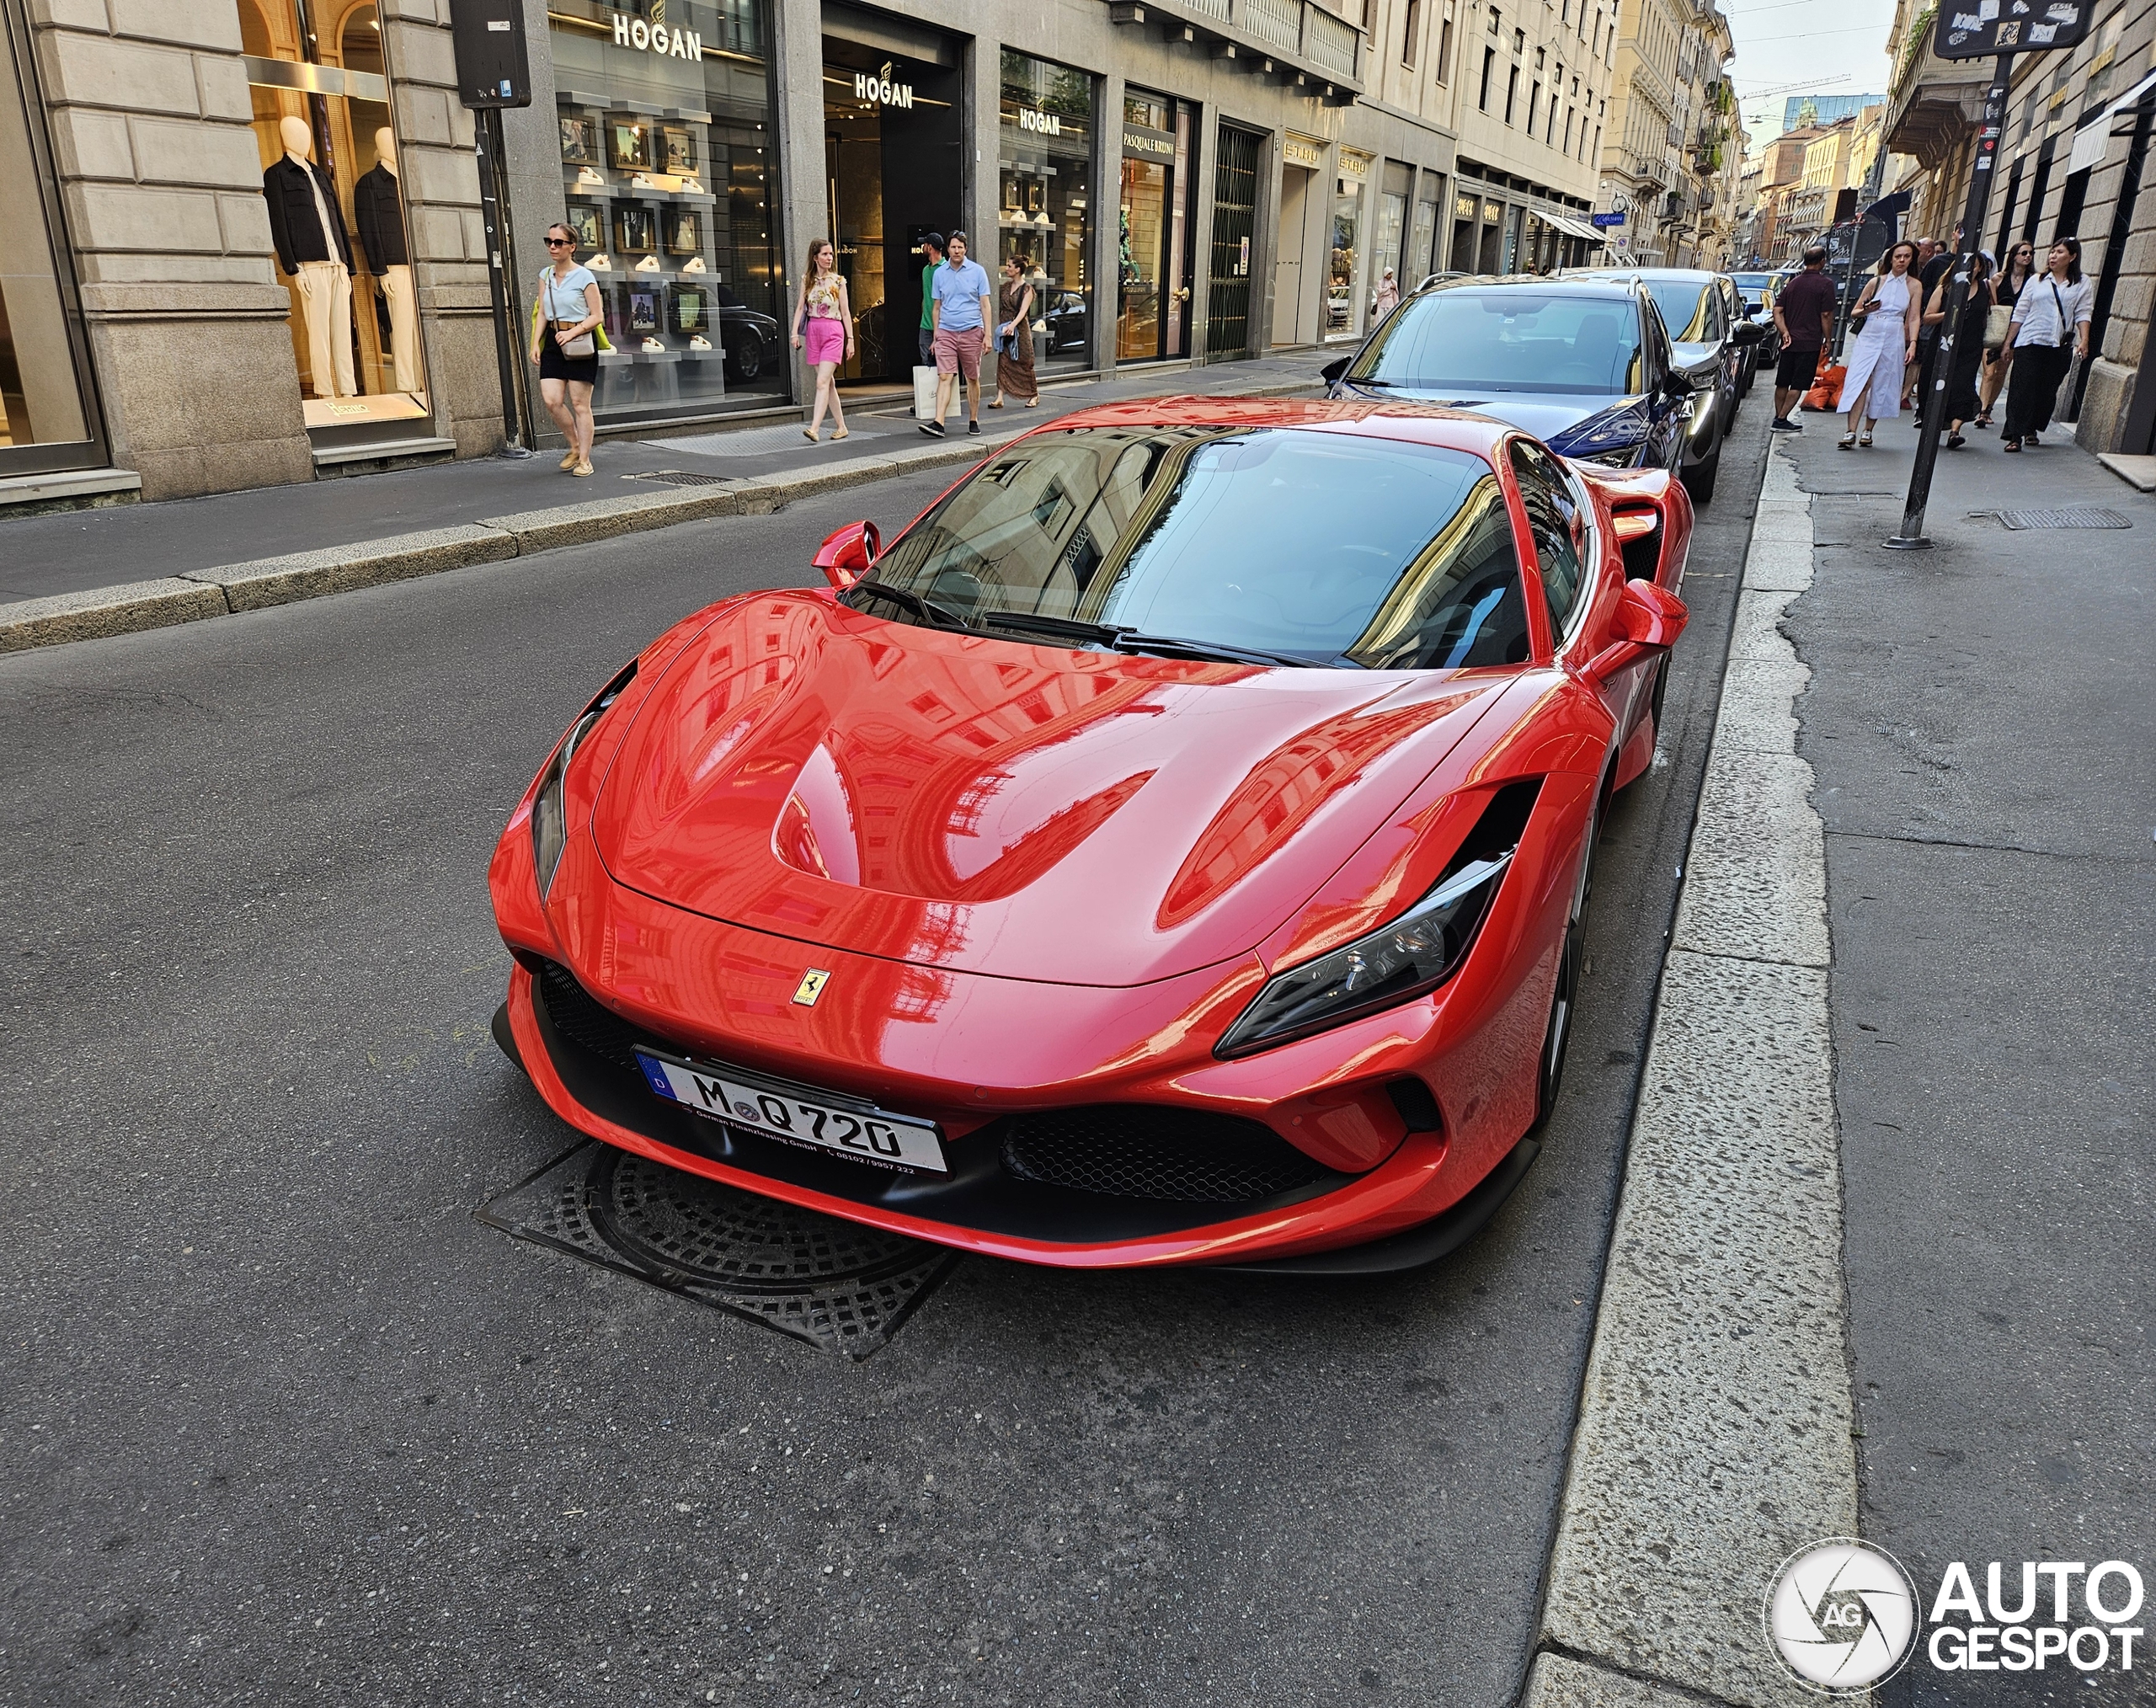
[792,969,830,1007]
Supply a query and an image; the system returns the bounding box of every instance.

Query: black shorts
[1775,344,1822,391]
[540,339,600,386]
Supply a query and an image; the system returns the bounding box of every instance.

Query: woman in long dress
[990,256,1038,408]
[1922,249,1996,450]
[1838,240,1922,449]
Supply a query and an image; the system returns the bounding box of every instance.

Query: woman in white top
[1838,240,1922,449]
[527,222,604,476]
[1999,237,2094,451]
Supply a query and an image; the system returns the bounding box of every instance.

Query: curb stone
[1531,440,1864,1708]
[0,375,1321,655]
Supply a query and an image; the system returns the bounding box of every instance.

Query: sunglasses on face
[547,238,574,248]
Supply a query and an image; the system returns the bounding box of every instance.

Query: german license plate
[633,1049,947,1174]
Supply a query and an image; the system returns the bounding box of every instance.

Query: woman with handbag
[1975,241,2033,426]
[1837,240,1922,449]
[528,222,604,476]
[1921,248,1996,450]
[1999,238,2093,451]
[791,238,854,443]
[990,255,1038,409]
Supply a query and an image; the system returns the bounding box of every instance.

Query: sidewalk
[1781,417,2155,1665]
[0,349,1334,611]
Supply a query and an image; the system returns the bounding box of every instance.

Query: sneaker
[680,256,706,274]
[575,166,605,187]
[918,419,945,437]
[640,336,664,352]
[968,419,981,435]
[1770,416,1797,430]
[634,254,662,273]
[588,254,611,270]
[686,334,712,350]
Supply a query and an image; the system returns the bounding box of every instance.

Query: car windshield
[857,425,1530,671]
[1731,273,1773,292]
[1345,291,1644,396]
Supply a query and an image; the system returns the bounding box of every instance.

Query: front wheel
[1681,443,1720,504]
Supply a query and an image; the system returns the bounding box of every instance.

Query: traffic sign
[1591,212,1625,227]
[1934,0,2089,61]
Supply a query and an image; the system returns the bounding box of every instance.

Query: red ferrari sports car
[489,398,1691,1273]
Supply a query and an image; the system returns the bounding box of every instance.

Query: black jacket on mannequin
[263,154,354,276]
[353,164,408,273]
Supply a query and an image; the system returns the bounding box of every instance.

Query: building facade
[1882,0,2156,456]
[2,0,1525,513]
[1595,0,1733,266]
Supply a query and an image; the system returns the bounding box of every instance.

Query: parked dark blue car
[1323,277,1694,483]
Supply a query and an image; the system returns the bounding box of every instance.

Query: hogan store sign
[609,12,703,61]
[853,62,915,109]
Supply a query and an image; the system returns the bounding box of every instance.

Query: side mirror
[811,520,879,590]
[1661,372,1694,401]
[1731,320,1764,346]
[1320,356,1351,387]
[1582,578,1689,686]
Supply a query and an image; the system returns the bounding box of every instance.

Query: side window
[1508,438,1588,637]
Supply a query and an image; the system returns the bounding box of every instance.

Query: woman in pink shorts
[791,238,855,443]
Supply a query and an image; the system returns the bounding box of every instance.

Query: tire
[728,334,764,385]
[1681,442,1720,504]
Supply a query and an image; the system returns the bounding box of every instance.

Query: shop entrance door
[1273,165,1313,345]
[822,18,962,383]
[1206,125,1261,358]
[1118,89,1193,361]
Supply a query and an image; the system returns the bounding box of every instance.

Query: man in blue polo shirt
[921,231,995,438]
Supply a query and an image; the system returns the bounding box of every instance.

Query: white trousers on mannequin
[293,260,356,398]
[379,264,419,394]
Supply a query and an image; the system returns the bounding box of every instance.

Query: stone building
[1595,0,1734,267]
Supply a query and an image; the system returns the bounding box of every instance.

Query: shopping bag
[1803,361,1845,413]
[913,366,939,420]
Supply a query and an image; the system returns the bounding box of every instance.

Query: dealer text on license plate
[633,1050,947,1174]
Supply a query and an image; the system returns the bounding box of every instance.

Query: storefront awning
[1542,211,1605,244]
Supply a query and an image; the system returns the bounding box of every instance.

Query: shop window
[240,0,432,442]
[1119,89,1193,361]
[0,6,101,475]
[551,1,782,421]
[1001,51,1097,373]
[1327,154,1371,339]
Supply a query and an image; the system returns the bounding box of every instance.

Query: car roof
[1419,274,1648,303]
[1011,395,1514,458]
[1579,266,1717,285]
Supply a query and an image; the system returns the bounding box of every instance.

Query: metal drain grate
[477,1143,956,1357]
[1986,507,2133,530]
[620,469,743,488]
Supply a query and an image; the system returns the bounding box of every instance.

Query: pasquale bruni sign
[1123,125,1176,160]
[610,12,703,61]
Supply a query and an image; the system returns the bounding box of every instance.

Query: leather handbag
[1984,303,2013,348]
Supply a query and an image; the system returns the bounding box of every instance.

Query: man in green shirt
[916,232,943,368]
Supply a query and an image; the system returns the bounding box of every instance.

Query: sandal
[1973,414,1993,427]
[2002,438,2021,452]
[1946,433,1965,450]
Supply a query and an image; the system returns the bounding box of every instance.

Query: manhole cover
[1988,507,2132,530]
[477,1143,956,1358]
[622,469,741,488]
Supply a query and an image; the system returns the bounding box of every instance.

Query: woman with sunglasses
[1977,241,2035,428]
[528,222,603,476]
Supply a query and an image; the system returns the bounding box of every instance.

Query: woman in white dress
[1838,240,1923,449]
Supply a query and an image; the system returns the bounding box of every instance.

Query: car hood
[1340,382,1643,445]
[590,592,1513,987]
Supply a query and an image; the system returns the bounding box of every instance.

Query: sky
[1719,0,1901,144]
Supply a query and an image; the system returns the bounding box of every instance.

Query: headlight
[1215,782,1541,1059]
[531,660,637,899]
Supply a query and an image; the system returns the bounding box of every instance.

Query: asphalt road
[1,408,1766,1707]
[1786,428,2154,1706]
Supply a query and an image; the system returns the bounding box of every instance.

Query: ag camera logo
[1764,1538,1920,1694]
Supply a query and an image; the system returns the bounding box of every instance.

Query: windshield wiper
[846,579,974,631]
[973,607,1327,670]
[1109,632,1329,670]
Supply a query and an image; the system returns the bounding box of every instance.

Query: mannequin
[355,127,419,393]
[263,114,357,399]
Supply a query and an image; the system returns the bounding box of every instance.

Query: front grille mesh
[536,959,646,1067]
[1000,1107,1326,1204]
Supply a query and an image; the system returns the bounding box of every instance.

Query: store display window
[0,5,102,476]
[549,0,782,424]
[998,51,1096,372]
[1327,152,1371,339]
[238,0,432,443]
[1118,88,1192,362]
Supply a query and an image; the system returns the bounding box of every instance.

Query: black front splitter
[1206,1135,1540,1278]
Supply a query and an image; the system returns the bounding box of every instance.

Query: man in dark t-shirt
[1772,246,1838,430]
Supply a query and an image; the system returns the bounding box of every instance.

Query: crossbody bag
[542,270,596,357]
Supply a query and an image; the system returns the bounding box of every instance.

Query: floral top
[806,273,844,318]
